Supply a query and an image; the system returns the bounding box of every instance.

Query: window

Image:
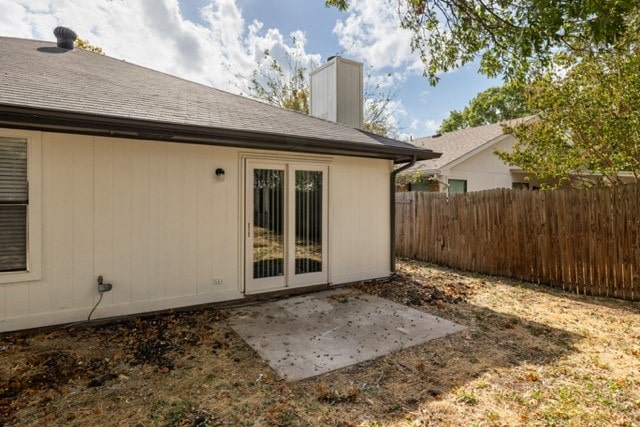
[512,182,530,190]
[409,182,431,192]
[0,130,41,283]
[448,179,467,194]
[0,138,27,272]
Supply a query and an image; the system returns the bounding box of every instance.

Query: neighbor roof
[409,117,535,173]
[0,37,437,163]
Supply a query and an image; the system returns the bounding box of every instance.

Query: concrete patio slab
[229,288,466,381]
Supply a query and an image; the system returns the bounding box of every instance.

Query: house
[401,117,538,193]
[0,30,438,332]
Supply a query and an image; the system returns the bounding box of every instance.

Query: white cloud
[423,119,440,135]
[364,71,401,90]
[0,0,320,93]
[398,118,440,142]
[332,0,429,137]
[419,90,430,103]
[333,0,422,75]
[0,0,425,139]
[242,28,322,93]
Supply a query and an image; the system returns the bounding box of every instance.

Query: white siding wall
[310,61,337,123]
[441,136,517,192]
[335,60,363,129]
[0,129,392,332]
[329,156,391,284]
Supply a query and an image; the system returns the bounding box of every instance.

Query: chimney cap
[53,26,77,50]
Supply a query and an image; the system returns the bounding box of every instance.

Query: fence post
[397,187,639,302]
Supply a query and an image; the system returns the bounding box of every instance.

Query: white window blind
[0,137,28,272]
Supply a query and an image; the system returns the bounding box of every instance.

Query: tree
[238,46,399,137]
[362,93,396,137]
[497,44,640,188]
[327,0,638,84]
[362,76,399,137]
[237,41,313,114]
[439,84,533,133]
[328,1,640,187]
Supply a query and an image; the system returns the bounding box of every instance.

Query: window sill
[0,270,42,285]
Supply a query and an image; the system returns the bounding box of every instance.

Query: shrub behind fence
[395,186,640,300]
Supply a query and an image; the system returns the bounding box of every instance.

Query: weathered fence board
[395,186,640,301]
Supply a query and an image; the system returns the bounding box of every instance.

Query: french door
[245,160,328,294]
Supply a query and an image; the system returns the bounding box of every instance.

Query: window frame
[448,178,467,194]
[0,129,42,284]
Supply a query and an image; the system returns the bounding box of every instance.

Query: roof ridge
[414,121,502,142]
[413,115,538,143]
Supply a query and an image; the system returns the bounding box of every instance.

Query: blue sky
[0,0,500,139]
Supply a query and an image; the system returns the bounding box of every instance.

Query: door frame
[244,160,287,293]
[242,156,329,295]
[286,163,329,288]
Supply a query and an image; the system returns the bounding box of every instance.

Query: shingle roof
[409,117,534,172]
[0,37,437,162]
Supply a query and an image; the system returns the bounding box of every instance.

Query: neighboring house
[0,31,437,332]
[401,118,538,193]
[403,116,637,193]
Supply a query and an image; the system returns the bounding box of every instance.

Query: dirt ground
[1,258,639,426]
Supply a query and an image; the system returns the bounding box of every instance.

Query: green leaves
[439,84,534,133]
[325,0,349,11]
[235,42,314,114]
[498,45,640,188]
[327,1,640,187]
[363,82,398,137]
[327,0,639,84]
[236,46,398,137]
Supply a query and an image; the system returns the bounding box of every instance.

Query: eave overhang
[0,104,440,164]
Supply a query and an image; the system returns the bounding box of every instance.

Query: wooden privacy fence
[395,186,640,301]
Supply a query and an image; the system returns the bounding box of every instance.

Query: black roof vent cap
[53,26,77,50]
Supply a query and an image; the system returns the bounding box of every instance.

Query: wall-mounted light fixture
[215,168,225,182]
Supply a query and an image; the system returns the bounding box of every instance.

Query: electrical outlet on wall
[212,278,223,286]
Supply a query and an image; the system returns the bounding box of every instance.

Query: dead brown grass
[1,258,639,426]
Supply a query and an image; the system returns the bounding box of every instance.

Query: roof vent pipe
[53,26,77,50]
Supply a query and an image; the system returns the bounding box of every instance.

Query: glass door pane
[253,169,285,279]
[246,161,327,294]
[294,170,323,274]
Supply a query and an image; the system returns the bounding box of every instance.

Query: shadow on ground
[283,279,582,425]
[0,267,585,426]
[411,258,640,315]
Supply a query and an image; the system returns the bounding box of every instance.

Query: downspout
[432,175,449,191]
[389,155,417,273]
